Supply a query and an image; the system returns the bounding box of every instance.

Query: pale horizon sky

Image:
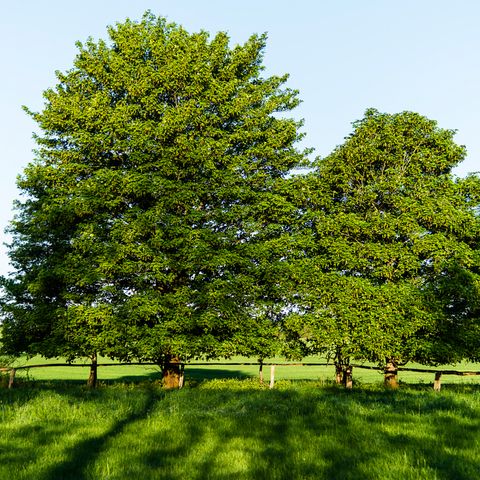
[1,0,479,277]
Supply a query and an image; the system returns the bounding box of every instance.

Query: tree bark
[433,372,442,392]
[161,355,182,389]
[334,348,343,384]
[384,358,398,389]
[259,360,264,385]
[334,350,352,387]
[335,363,343,385]
[87,353,98,388]
[343,365,353,389]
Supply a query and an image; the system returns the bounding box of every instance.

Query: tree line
[1,13,479,388]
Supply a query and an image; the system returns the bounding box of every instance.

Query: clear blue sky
[1,0,479,276]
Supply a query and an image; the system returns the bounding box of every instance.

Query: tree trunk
[87,353,98,388]
[161,355,182,389]
[334,349,352,387]
[343,365,353,389]
[335,363,343,384]
[259,360,264,385]
[433,372,442,392]
[384,358,398,389]
[334,348,343,384]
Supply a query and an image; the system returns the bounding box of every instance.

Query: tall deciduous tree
[286,109,480,385]
[0,13,307,387]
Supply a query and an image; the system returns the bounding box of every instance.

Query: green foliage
[1,12,478,373]
[286,109,480,365]
[1,13,307,364]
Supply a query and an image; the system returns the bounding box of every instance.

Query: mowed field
[1,359,480,480]
[9,355,480,386]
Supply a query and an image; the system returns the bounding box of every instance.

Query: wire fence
[2,362,480,391]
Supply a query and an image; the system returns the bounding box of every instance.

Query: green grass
[8,355,480,387]
[1,379,480,479]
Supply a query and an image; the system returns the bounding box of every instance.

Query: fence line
[2,362,480,391]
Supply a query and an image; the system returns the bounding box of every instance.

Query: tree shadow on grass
[185,367,256,382]
[94,367,254,387]
[12,366,256,387]
[3,381,480,479]
[133,386,480,480]
[38,386,165,480]
[1,383,170,480]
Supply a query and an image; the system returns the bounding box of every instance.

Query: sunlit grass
[8,355,480,388]
[1,380,479,479]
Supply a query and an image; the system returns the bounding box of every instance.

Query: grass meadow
[9,355,480,386]
[1,359,480,479]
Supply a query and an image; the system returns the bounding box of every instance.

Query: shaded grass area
[1,380,480,479]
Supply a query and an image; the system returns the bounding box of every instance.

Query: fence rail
[2,362,480,391]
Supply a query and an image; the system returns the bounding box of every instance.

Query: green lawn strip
[9,356,161,383]
[351,360,480,386]
[1,381,479,480]
[6,355,480,387]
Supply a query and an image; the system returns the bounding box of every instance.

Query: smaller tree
[285,109,480,385]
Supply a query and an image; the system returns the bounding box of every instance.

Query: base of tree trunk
[343,365,353,389]
[384,360,398,389]
[161,356,182,389]
[335,362,353,388]
[87,354,98,388]
[335,364,343,385]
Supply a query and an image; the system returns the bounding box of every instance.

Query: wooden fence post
[179,364,185,389]
[433,372,442,392]
[269,365,275,389]
[8,369,16,389]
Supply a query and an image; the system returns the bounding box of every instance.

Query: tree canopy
[0,13,307,385]
[1,14,479,390]
[285,109,480,379]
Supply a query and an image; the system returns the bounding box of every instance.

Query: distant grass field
[1,380,480,480]
[6,355,480,388]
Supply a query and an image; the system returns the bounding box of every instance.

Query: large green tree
[0,13,307,386]
[285,109,480,385]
